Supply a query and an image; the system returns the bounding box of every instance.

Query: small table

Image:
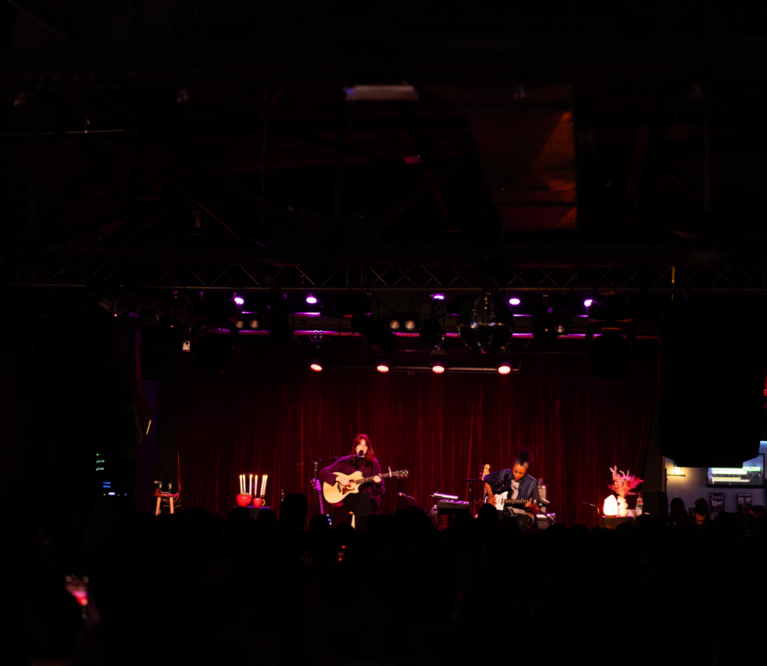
[154,491,180,516]
[600,515,635,529]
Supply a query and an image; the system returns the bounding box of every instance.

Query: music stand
[298,455,343,516]
[460,478,486,518]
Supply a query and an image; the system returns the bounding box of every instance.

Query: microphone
[582,501,601,517]
[356,450,364,460]
[398,492,424,510]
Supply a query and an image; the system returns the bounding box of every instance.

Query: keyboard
[436,500,471,515]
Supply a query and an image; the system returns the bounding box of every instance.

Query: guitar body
[323,471,370,506]
[492,491,539,527]
[322,468,409,506]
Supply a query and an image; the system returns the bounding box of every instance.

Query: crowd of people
[3,490,765,666]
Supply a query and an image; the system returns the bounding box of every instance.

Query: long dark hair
[351,433,377,469]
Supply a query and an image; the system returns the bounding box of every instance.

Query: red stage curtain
[177,339,658,526]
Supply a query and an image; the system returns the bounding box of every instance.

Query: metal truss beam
[8,262,767,293]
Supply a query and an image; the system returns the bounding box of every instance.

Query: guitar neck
[355,472,392,486]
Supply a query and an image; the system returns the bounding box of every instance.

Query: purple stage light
[584,298,593,308]
[234,295,245,306]
[431,293,446,301]
[508,297,521,306]
[306,294,318,305]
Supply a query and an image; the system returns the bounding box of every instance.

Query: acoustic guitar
[323,468,409,505]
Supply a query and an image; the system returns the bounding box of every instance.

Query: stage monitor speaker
[659,309,765,468]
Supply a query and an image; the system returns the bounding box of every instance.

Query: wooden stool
[154,491,181,516]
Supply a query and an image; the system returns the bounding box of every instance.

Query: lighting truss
[10,261,767,293]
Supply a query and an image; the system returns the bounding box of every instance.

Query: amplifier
[537,479,548,504]
[536,513,556,530]
[436,500,471,515]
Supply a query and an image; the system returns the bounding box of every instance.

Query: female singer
[319,433,384,526]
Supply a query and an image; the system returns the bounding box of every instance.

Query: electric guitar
[323,468,409,506]
[481,464,543,516]
[491,493,545,513]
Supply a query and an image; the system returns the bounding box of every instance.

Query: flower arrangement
[607,466,644,517]
[608,466,643,497]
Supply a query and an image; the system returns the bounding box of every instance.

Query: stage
[164,335,660,527]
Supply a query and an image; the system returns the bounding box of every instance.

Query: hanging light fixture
[457,293,515,354]
[429,349,448,374]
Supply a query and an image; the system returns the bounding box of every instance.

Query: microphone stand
[582,501,601,527]
[398,492,425,512]
[298,455,344,517]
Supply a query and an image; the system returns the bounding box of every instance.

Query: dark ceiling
[3,0,767,322]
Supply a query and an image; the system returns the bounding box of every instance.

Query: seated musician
[483,448,542,521]
[319,433,384,526]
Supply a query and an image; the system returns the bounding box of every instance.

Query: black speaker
[659,300,765,468]
[41,313,150,501]
[641,490,668,517]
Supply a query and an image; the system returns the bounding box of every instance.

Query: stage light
[603,495,618,516]
[267,316,294,344]
[98,295,118,314]
[584,298,593,308]
[308,338,326,371]
[248,318,259,329]
[457,293,515,354]
[306,294,318,305]
[375,355,391,373]
[591,333,630,380]
[496,358,512,375]
[234,295,245,306]
[351,314,397,354]
[192,321,241,374]
[390,313,418,332]
[585,322,635,382]
[508,297,521,306]
[319,302,340,318]
[430,349,448,374]
[419,317,444,349]
[431,293,446,301]
[235,318,244,329]
[496,349,514,375]
[533,305,570,347]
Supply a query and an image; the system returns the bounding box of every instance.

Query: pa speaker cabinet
[659,305,765,468]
